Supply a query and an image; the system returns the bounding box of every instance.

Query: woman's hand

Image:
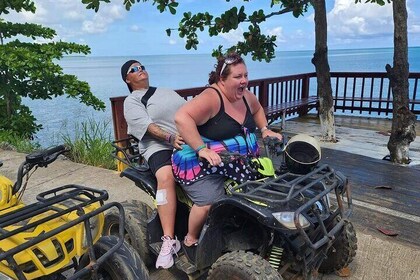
[171,134,185,150]
[197,148,221,166]
[262,129,283,141]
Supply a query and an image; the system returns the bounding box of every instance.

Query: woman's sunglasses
[220,56,239,76]
[128,65,146,74]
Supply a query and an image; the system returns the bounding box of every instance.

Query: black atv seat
[121,166,158,197]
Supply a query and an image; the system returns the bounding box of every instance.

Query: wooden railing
[330,72,420,116]
[110,72,420,140]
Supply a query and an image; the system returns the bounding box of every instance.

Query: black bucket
[284,134,321,174]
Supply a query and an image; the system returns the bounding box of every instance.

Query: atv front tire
[319,219,357,274]
[77,235,149,280]
[103,200,156,267]
[207,250,282,280]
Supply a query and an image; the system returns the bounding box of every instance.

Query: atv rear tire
[77,235,149,280]
[103,200,156,267]
[319,219,357,274]
[207,250,282,280]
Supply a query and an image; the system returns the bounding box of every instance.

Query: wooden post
[259,79,269,108]
[301,74,310,99]
[298,74,311,116]
[110,96,128,141]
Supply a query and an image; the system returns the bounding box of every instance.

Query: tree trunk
[386,0,416,164]
[310,0,336,142]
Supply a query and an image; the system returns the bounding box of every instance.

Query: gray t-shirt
[124,87,186,160]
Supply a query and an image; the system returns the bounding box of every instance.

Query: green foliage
[83,0,177,12]
[175,1,311,62]
[81,0,311,62]
[355,0,391,6]
[0,1,105,139]
[61,118,116,170]
[0,130,40,153]
[0,0,35,14]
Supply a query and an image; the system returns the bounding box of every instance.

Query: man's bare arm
[147,123,184,149]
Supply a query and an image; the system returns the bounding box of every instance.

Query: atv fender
[121,167,157,197]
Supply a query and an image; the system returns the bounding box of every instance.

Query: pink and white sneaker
[155,235,181,269]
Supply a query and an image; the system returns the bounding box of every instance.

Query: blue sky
[5,0,420,56]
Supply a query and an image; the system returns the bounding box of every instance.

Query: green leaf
[169,5,176,15]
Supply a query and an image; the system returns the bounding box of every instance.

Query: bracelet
[166,133,173,143]
[195,144,207,154]
[260,126,269,133]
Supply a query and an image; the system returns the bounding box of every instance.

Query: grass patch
[61,118,117,170]
[0,131,40,153]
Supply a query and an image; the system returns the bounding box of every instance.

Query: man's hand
[171,134,185,150]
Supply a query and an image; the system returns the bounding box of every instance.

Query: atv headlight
[82,215,101,248]
[272,211,310,229]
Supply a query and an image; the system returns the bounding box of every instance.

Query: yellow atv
[0,145,149,280]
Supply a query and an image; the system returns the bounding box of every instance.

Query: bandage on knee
[156,189,168,205]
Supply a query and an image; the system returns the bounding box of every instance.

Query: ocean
[24,47,420,147]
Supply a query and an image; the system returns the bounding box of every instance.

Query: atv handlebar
[25,144,67,166]
[13,145,69,195]
[262,136,285,158]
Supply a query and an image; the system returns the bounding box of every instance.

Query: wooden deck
[320,148,420,247]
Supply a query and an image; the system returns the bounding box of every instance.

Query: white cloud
[82,21,107,34]
[328,0,393,40]
[4,1,126,37]
[65,10,86,21]
[292,29,308,39]
[130,25,143,32]
[169,39,177,45]
[219,27,244,44]
[266,26,286,43]
[82,4,124,34]
[326,0,420,47]
[410,24,420,33]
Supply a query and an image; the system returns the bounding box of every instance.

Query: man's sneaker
[155,235,181,269]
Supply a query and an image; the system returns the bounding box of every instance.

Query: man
[121,60,186,269]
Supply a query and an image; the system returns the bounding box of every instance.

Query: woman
[172,53,282,252]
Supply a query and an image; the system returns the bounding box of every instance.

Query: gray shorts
[181,174,226,206]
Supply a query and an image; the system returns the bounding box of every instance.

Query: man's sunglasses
[128,65,146,74]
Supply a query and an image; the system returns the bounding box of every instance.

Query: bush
[0,130,40,153]
[61,118,116,170]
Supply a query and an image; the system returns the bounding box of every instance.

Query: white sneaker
[155,235,181,269]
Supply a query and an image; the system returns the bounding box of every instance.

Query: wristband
[260,126,268,133]
[166,134,173,143]
[195,144,207,154]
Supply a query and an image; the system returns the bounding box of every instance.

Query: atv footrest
[175,254,198,275]
[151,241,198,274]
[149,241,161,256]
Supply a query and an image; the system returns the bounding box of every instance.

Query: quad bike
[107,133,357,279]
[0,145,149,280]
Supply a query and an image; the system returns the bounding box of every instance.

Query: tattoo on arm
[147,123,170,142]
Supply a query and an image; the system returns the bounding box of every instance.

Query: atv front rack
[230,164,353,250]
[0,185,126,280]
